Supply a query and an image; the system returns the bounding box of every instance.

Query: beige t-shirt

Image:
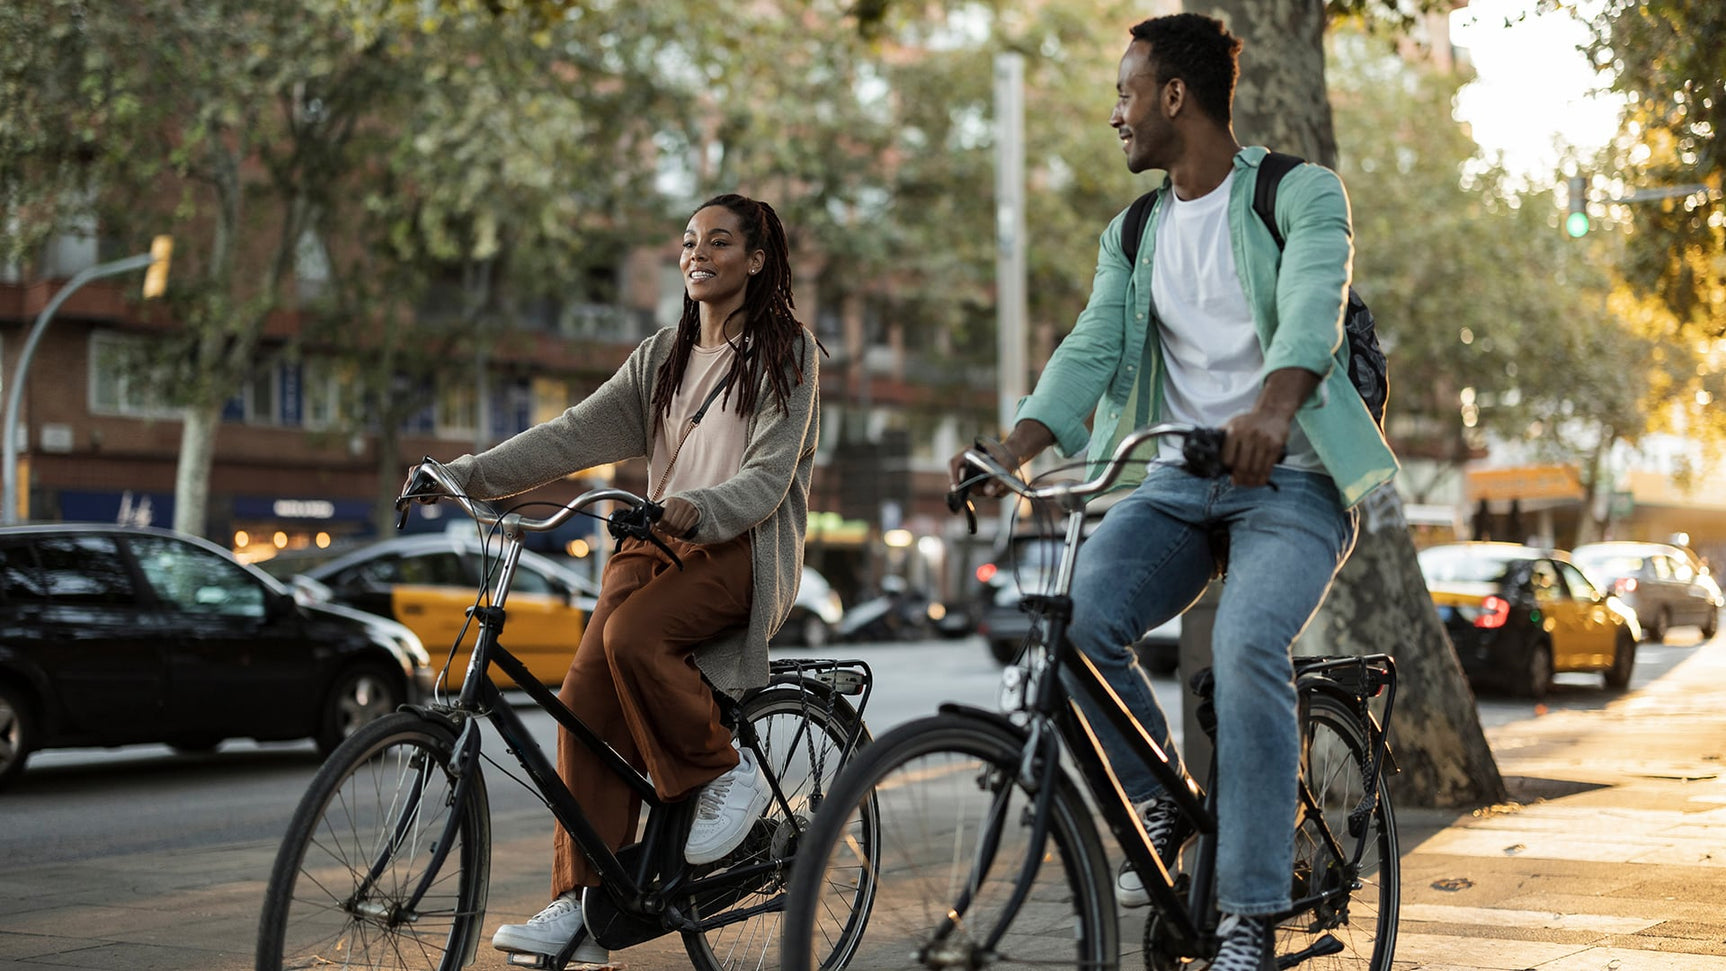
[649,341,749,499]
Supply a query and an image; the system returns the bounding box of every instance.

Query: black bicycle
[779,422,1399,971]
[256,458,880,971]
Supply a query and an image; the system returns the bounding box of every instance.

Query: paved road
[0,631,1704,970]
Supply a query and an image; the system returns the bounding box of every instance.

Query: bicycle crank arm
[1276,932,1343,969]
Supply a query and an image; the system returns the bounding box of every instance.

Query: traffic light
[1565,176,1590,238]
[141,235,173,298]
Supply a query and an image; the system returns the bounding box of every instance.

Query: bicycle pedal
[505,954,555,969]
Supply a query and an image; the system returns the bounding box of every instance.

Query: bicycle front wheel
[684,683,875,971]
[780,712,1117,971]
[1281,692,1399,971]
[257,710,492,971]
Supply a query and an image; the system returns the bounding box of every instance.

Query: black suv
[0,524,433,790]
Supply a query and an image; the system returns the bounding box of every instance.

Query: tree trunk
[1198,0,1337,166]
[1207,0,1508,809]
[173,402,220,538]
[1302,489,1508,807]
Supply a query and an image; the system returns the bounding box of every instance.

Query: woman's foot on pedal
[491,891,611,965]
[686,746,773,864]
[1115,795,1195,908]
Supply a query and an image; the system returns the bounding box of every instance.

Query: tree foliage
[1577,0,1726,335]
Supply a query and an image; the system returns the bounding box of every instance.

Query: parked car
[1570,541,1722,642]
[974,535,1181,673]
[771,566,845,649]
[0,524,433,790]
[1417,542,1640,699]
[298,530,599,690]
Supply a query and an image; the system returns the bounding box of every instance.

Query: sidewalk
[1392,635,1726,969]
[2,640,1725,970]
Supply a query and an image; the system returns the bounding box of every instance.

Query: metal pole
[2,252,156,524]
[993,52,1027,433]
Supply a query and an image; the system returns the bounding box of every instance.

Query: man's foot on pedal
[491,890,610,965]
[1115,794,1195,908]
[1210,912,1275,971]
[686,746,773,864]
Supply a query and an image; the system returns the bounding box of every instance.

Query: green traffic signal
[1565,209,1591,238]
[1566,175,1589,238]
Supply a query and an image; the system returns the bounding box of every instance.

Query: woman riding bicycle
[426,193,821,966]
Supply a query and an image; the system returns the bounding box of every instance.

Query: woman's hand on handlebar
[657,496,701,540]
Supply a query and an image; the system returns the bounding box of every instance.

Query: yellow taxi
[297,532,597,690]
[1416,542,1640,699]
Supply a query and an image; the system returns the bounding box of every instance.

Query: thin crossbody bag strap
[650,374,734,502]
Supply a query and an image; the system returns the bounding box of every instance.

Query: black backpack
[1120,151,1388,428]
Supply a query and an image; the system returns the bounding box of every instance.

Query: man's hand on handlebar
[1220,410,1291,488]
[947,437,1020,499]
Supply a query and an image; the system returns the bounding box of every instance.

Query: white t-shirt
[1150,171,1320,469]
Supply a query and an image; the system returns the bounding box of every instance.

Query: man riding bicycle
[950,14,1397,971]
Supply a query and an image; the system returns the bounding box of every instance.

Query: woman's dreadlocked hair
[651,194,823,421]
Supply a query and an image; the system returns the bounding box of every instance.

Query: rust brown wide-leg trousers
[550,532,753,895]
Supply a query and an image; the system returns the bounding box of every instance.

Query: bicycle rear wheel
[1280,692,1398,971]
[780,711,1117,971]
[257,710,491,971]
[684,683,875,971]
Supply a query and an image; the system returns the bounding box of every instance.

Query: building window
[436,379,478,440]
[89,332,178,417]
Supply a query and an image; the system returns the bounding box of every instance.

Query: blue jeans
[1060,462,1358,917]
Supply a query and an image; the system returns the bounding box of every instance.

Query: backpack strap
[1120,189,1158,266]
[1252,151,1304,250]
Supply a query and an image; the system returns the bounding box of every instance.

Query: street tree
[1577,0,1726,336]
[1202,0,1507,807]
[7,0,418,537]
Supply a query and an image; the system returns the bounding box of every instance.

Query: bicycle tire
[780,711,1117,971]
[683,683,876,971]
[257,710,492,971]
[1279,691,1399,971]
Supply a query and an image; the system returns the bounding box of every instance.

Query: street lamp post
[3,238,171,524]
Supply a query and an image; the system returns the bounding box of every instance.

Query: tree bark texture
[1300,488,1508,808]
[1196,0,1338,166]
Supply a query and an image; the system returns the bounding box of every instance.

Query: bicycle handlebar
[395,458,685,569]
[946,422,1227,533]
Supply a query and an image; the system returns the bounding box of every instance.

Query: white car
[774,566,845,649]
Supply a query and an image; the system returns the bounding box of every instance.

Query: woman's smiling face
[681,205,764,307]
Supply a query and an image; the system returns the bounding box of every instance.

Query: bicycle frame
[945,424,1398,964]
[387,464,873,951]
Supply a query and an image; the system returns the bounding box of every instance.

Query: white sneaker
[491,890,610,964]
[685,746,773,864]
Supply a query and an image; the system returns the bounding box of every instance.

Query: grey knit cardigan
[444,325,820,694]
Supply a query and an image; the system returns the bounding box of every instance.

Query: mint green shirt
[1016,146,1398,508]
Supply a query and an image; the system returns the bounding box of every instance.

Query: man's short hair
[1128,13,1242,126]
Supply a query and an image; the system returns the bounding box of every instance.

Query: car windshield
[1572,553,1643,577]
[1418,546,1522,584]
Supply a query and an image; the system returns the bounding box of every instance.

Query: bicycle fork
[918,720,1064,966]
[348,717,482,925]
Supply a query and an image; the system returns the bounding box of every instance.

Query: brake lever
[607,501,685,570]
[945,480,979,536]
[394,466,443,530]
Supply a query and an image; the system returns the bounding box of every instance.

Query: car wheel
[1703,609,1719,640]
[1518,640,1554,700]
[988,638,1021,665]
[1645,607,1670,644]
[802,613,831,650]
[315,664,402,756]
[0,681,36,792]
[1604,629,1636,690]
